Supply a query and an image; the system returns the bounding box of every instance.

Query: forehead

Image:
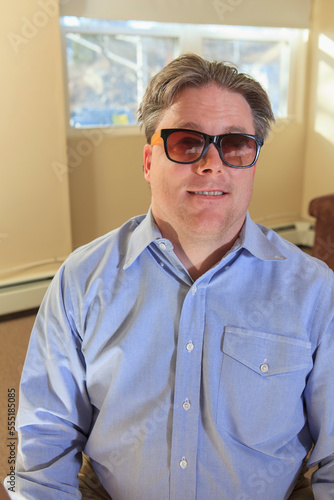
[157,84,255,135]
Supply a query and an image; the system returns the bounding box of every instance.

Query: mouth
[188,190,226,196]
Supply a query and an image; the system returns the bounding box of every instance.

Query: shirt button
[182,399,191,411]
[159,242,166,250]
[186,341,194,352]
[260,363,269,373]
[191,285,197,295]
[179,458,188,469]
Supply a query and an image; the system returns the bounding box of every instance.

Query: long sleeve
[9,266,93,499]
[305,288,334,498]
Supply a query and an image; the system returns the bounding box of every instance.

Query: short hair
[137,53,275,142]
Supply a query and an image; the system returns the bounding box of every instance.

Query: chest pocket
[216,326,312,446]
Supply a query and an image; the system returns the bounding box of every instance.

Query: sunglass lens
[167,131,205,163]
[220,135,257,167]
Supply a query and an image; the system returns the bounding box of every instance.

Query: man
[8,54,334,499]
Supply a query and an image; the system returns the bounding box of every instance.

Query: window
[200,25,299,118]
[61,19,178,128]
[60,18,306,129]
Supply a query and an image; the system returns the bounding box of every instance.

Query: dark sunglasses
[151,128,263,169]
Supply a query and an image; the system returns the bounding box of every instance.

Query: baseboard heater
[0,277,53,316]
[270,221,315,248]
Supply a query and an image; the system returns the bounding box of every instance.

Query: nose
[195,143,226,174]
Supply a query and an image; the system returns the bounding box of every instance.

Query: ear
[143,144,152,182]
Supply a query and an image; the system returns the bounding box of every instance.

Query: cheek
[146,164,166,200]
[232,170,255,198]
[145,149,193,198]
[244,173,255,197]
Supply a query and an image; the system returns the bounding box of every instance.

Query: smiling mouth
[189,191,226,196]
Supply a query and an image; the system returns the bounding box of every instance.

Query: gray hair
[137,53,275,142]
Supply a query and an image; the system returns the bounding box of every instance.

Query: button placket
[170,282,205,497]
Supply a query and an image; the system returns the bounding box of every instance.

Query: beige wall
[250,122,306,225]
[301,0,334,217]
[68,131,149,248]
[1,0,72,285]
[60,0,312,29]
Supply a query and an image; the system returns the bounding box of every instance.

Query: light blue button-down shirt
[10,210,334,499]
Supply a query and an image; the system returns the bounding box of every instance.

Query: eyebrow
[177,121,201,130]
[227,126,249,134]
[176,122,249,135]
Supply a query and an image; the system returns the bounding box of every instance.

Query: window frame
[59,18,308,137]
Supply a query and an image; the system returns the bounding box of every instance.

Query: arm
[9,266,93,499]
[304,294,334,498]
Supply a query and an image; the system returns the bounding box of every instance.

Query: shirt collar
[124,209,286,270]
[239,212,287,261]
[123,207,162,269]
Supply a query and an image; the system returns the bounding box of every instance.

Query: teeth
[193,191,224,195]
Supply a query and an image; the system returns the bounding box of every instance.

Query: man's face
[143,83,258,248]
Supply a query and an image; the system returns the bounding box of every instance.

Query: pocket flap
[223,326,312,376]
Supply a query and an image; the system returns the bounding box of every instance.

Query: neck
[155,219,240,281]
[175,236,239,281]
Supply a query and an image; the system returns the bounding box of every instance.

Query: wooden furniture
[309,194,334,271]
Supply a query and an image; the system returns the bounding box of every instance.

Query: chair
[308,194,334,271]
